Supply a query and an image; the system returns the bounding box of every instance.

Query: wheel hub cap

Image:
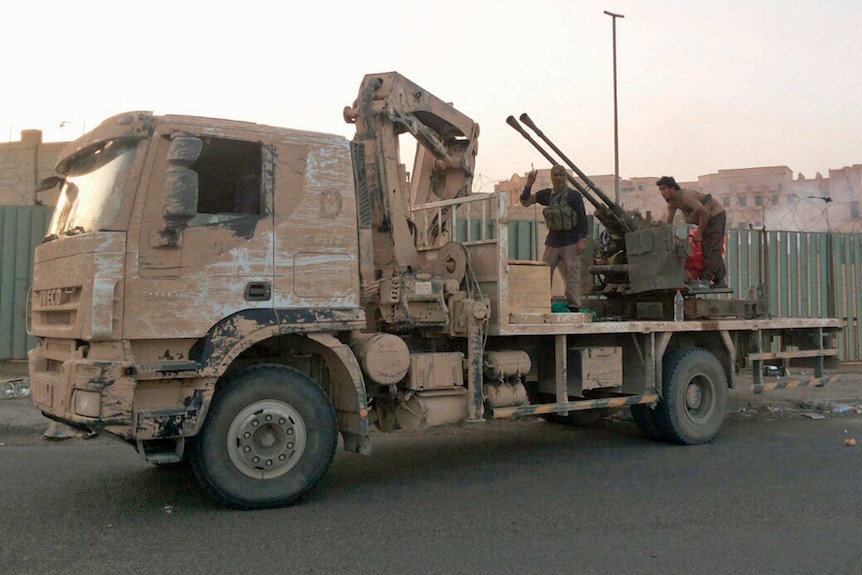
[686,382,704,410]
[227,400,307,480]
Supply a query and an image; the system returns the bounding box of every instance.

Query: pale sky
[2,0,860,190]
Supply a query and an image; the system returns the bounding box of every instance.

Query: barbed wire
[477,171,862,234]
[472,173,507,195]
[732,199,860,234]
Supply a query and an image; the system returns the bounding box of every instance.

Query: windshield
[47,139,140,239]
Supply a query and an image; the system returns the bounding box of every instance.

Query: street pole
[604,10,624,205]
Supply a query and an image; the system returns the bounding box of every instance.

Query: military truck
[28,72,842,508]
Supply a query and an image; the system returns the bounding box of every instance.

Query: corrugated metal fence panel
[507,220,538,261]
[723,229,836,319]
[504,220,862,360]
[834,233,862,361]
[505,217,599,262]
[726,229,762,300]
[705,229,860,359]
[0,206,53,360]
[6,207,860,360]
[852,234,860,360]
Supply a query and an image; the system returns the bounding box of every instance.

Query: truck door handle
[244,282,272,301]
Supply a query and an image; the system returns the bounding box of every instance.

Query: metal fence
[722,229,861,360]
[2,205,860,361]
[504,220,862,361]
[0,206,52,360]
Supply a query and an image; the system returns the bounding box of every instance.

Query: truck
[28,72,842,509]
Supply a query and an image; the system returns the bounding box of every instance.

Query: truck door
[127,129,275,339]
[271,137,360,311]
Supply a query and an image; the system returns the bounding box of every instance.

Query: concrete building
[825,165,862,232]
[0,130,65,206]
[496,169,696,225]
[496,164,862,233]
[3,127,860,233]
[697,166,794,229]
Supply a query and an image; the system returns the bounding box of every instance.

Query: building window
[755,195,763,206]
[851,201,860,219]
[788,194,798,205]
[738,196,747,207]
[771,194,779,205]
[722,197,730,207]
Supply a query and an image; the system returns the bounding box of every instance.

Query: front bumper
[29,343,137,439]
[29,341,212,441]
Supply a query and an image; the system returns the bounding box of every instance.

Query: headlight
[74,390,101,417]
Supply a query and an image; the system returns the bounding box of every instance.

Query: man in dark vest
[520,165,589,311]
[656,175,727,289]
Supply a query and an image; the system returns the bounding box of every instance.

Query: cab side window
[188,138,262,226]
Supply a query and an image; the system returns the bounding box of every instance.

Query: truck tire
[653,348,727,445]
[190,364,337,509]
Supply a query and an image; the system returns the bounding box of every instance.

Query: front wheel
[653,348,728,445]
[191,364,337,509]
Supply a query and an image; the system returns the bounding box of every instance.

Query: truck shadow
[316,418,669,500]
[138,418,673,509]
[22,416,722,515]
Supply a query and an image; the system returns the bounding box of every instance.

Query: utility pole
[604,10,624,204]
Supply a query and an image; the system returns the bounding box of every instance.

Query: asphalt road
[2,411,861,575]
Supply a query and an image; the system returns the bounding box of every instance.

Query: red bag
[685,230,726,281]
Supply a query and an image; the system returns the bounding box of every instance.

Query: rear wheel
[191,364,337,509]
[653,348,728,445]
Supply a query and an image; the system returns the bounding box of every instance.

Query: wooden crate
[573,347,623,390]
[507,260,551,315]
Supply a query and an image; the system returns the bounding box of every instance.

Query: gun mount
[507,113,688,296]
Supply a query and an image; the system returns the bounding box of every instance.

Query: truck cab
[29,112,369,476]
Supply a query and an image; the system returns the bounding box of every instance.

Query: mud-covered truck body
[29,73,842,508]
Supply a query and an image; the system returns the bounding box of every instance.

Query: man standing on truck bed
[657,175,727,290]
[521,165,588,311]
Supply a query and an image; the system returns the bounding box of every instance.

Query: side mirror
[167,136,203,164]
[162,136,203,233]
[36,176,65,193]
[163,167,198,230]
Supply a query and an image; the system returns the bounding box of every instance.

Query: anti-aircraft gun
[507,114,689,297]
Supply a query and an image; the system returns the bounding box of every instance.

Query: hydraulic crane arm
[345,72,479,274]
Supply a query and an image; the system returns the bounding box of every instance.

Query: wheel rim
[227,400,308,480]
[684,374,714,424]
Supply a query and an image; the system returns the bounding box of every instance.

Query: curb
[0,373,51,436]
[0,398,52,436]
